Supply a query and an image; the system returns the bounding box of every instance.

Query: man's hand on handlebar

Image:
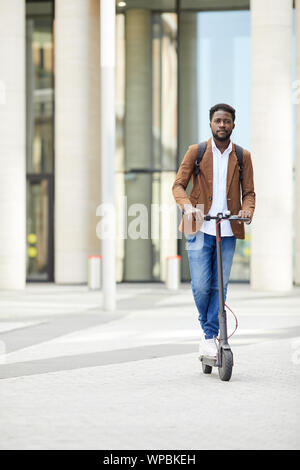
[183,206,204,222]
[238,209,252,224]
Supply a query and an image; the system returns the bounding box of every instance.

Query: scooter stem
[216,214,229,347]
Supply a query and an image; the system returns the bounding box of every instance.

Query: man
[172,103,255,357]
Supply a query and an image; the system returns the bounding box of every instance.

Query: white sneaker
[203,338,218,357]
[198,337,206,356]
[198,331,207,356]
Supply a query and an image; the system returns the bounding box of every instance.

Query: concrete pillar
[178,12,198,282]
[55,0,100,283]
[124,9,152,281]
[295,0,300,285]
[0,0,26,289]
[179,12,198,156]
[250,0,293,291]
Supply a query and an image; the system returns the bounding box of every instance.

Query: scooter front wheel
[218,348,233,382]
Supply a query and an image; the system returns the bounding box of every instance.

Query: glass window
[197,10,251,150]
[152,13,178,171]
[119,171,177,281]
[180,0,249,10]
[26,13,54,174]
[199,10,251,281]
[116,10,178,281]
[116,0,176,12]
[116,3,252,282]
[179,9,251,282]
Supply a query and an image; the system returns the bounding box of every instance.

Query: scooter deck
[199,355,217,367]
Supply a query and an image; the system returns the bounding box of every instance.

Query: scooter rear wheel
[202,363,212,374]
[218,348,233,382]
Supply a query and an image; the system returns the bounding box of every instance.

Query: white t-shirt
[200,138,234,237]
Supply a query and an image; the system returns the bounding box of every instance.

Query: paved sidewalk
[0,282,300,450]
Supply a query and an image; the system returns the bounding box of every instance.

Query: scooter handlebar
[204,214,251,222]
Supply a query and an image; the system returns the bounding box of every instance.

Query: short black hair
[209,103,236,122]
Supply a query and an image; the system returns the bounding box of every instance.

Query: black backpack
[195,141,243,184]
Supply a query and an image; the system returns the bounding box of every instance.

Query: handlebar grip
[203,214,251,222]
[229,216,251,222]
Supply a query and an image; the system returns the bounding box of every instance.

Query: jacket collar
[226,143,238,195]
[201,137,238,196]
[211,137,232,155]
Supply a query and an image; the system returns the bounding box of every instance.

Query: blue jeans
[186,232,236,339]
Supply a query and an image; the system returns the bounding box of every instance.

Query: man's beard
[212,130,233,142]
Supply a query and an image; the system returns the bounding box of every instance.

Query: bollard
[166,255,181,290]
[88,255,102,290]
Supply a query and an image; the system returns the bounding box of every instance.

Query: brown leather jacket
[172,138,255,239]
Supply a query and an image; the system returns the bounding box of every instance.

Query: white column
[55,0,101,284]
[250,0,293,291]
[100,0,116,310]
[0,0,26,289]
[295,0,300,285]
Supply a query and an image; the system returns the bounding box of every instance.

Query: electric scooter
[199,211,250,382]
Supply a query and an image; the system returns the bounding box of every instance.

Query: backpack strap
[194,141,207,176]
[234,144,243,184]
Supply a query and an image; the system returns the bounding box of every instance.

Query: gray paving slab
[0,283,299,450]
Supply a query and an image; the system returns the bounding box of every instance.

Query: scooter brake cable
[215,303,239,343]
[224,303,239,339]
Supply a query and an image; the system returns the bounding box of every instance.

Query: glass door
[26,176,54,281]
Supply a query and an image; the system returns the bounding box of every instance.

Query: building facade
[0,0,298,290]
